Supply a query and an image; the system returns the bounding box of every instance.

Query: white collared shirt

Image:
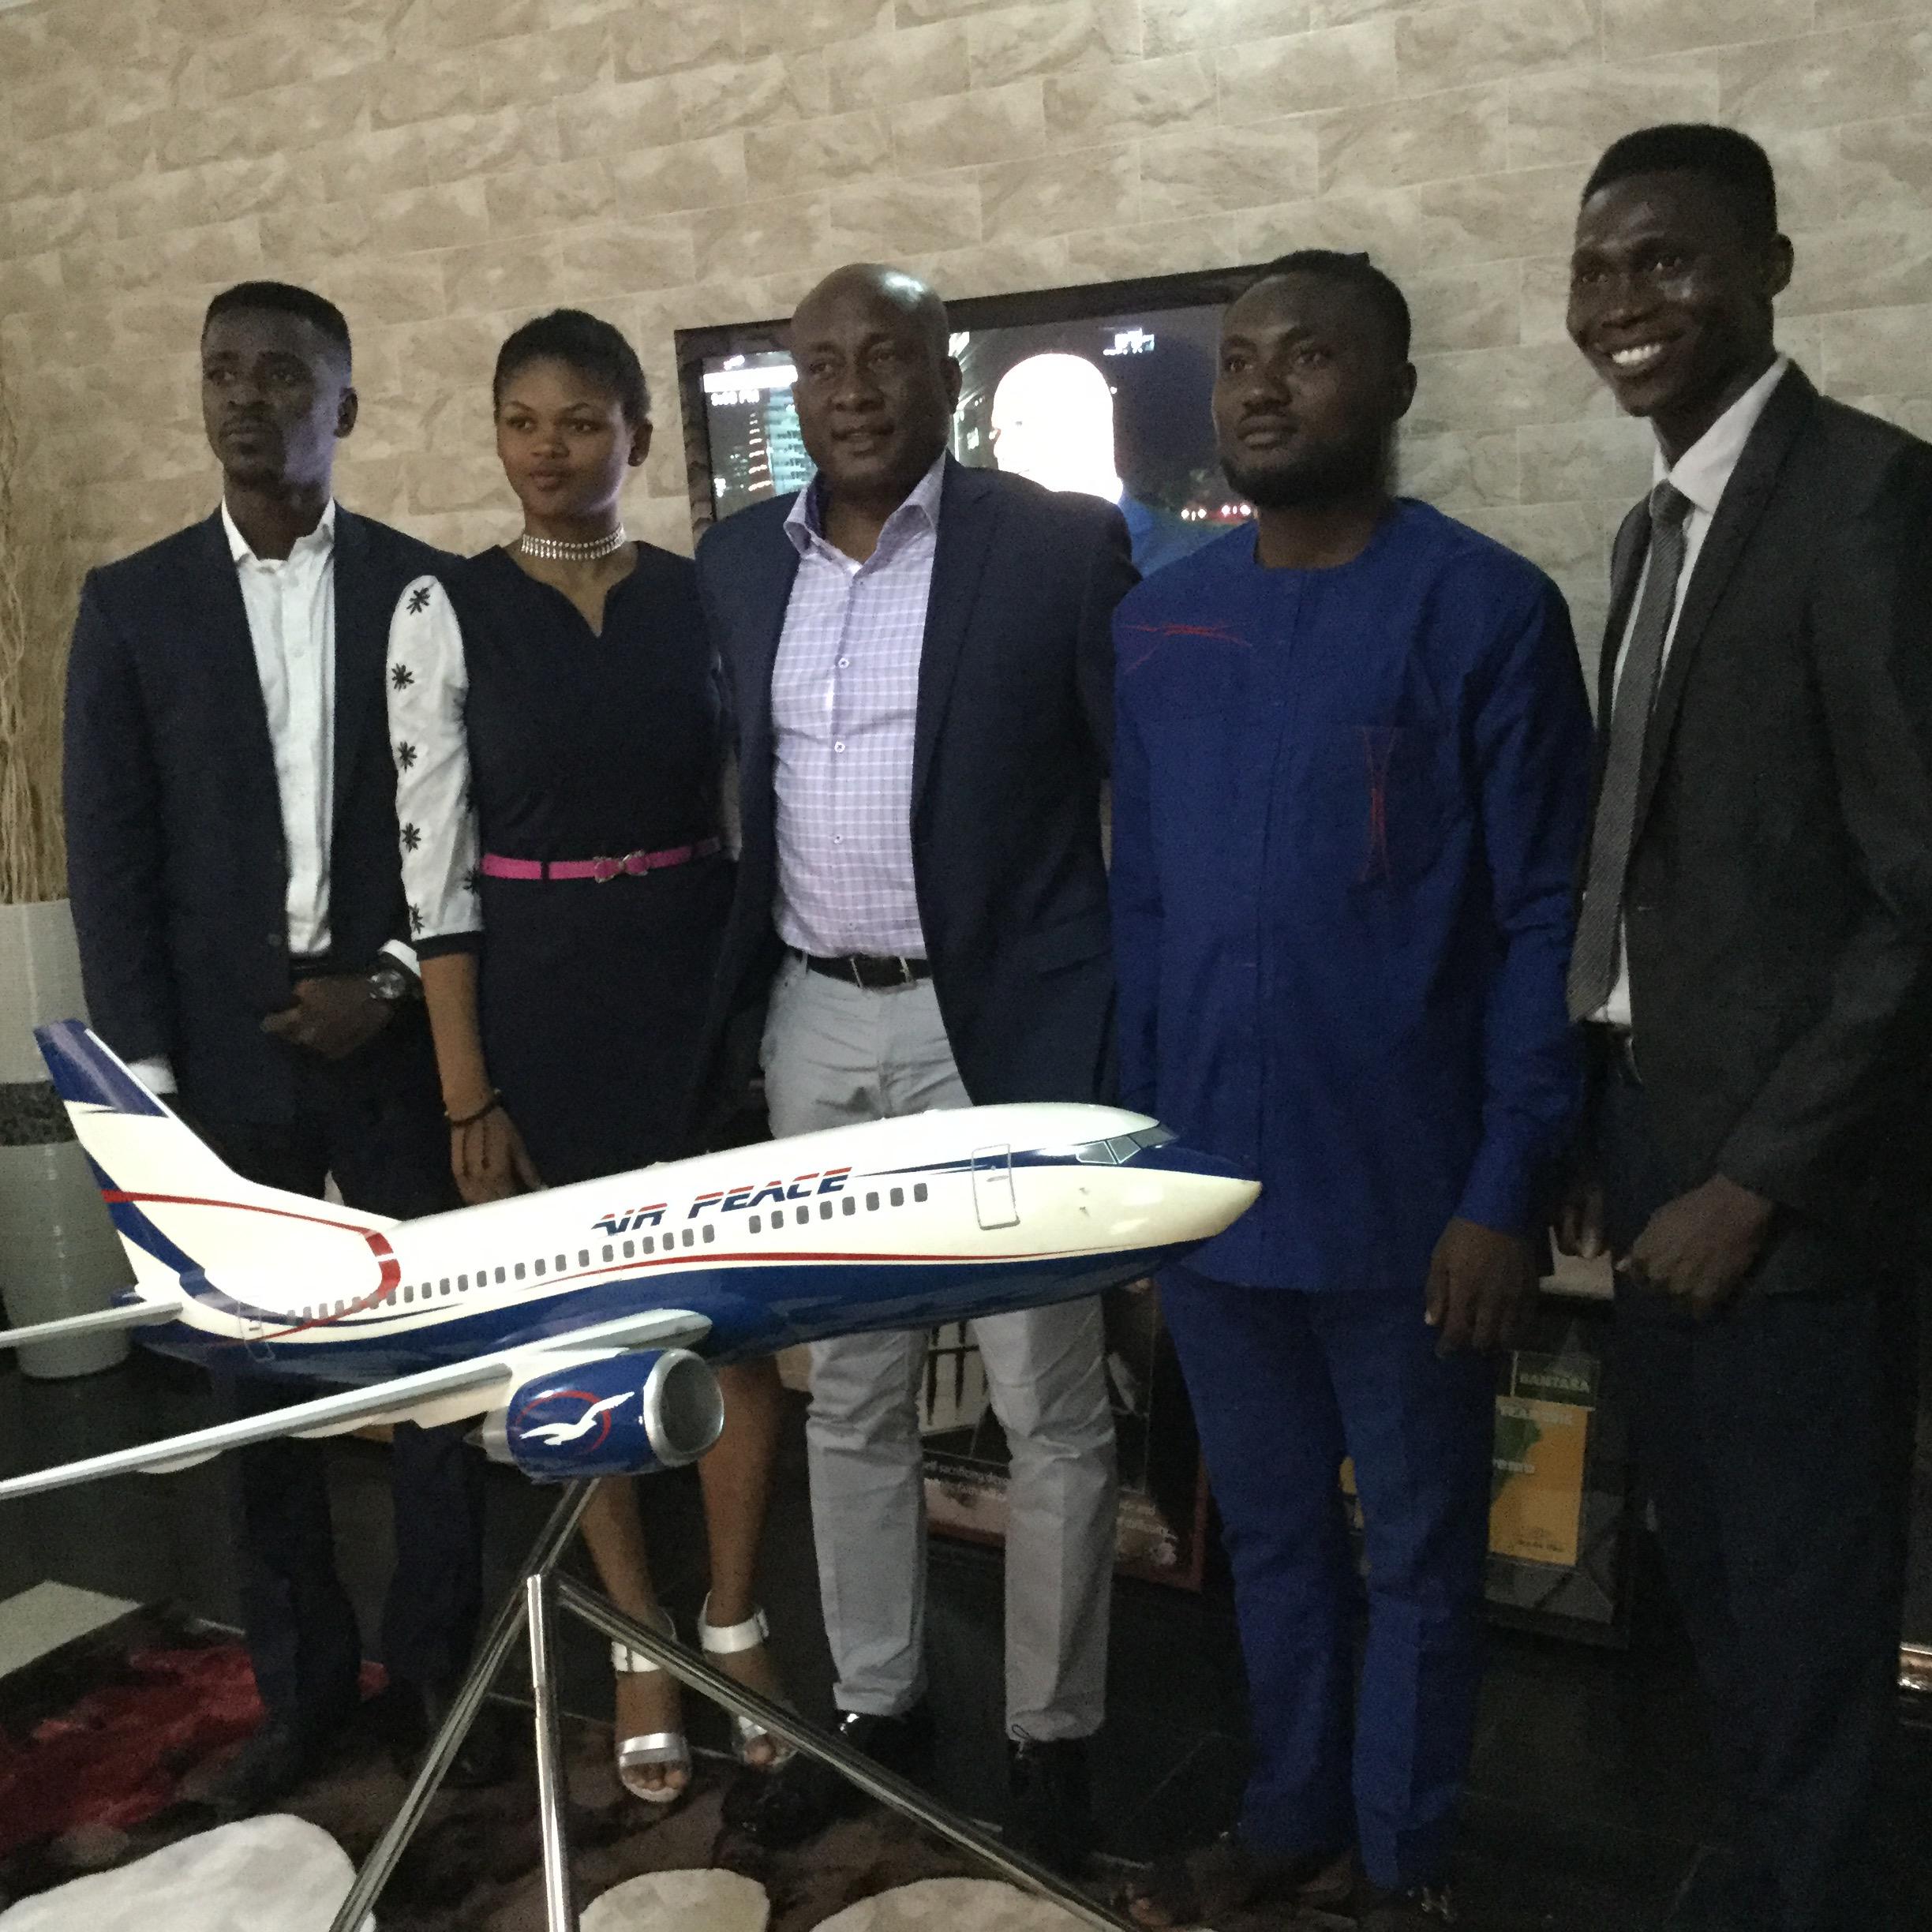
[1596,355,1789,1028]
[223,496,339,958]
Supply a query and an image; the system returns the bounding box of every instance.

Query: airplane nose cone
[1125,1141,1261,1243]
[1193,1174,1262,1241]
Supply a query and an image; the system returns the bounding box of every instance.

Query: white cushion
[0,1815,372,1932]
[583,1868,769,1932]
[813,1877,1088,1932]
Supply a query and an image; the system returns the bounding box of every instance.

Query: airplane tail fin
[33,1021,395,1316]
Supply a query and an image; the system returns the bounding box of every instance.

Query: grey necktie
[1567,481,1694,1021]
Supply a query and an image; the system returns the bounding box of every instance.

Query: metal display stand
[328,1480,1135,1932]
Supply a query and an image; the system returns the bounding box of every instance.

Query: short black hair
[493,309,650,425]
[203,281,351,366]
[1249,250,1411,361]
[1583,124,1779,238]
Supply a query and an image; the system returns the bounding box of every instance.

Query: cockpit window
[1070,1125,1178,1165]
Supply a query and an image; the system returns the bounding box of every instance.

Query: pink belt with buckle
[479,838,722,883]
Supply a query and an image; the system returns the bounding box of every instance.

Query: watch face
[371,966,409,1002]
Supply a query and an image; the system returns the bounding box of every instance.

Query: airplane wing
[0,1307,713,1503]
[0,1301,182,1351]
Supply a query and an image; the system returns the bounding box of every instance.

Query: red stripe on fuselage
[212,1228,402,1343]
[245,1243,1124,1343]
[102,1189,378,1235]
[366,1230,401,1294]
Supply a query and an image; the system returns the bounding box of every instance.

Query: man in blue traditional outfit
[1112,253,1593,1930]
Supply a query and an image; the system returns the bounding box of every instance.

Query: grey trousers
[761,954,1117,1740]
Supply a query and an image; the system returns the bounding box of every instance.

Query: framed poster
[1491,1352,1596,1568]
[1482,1300,1631,1637]
[1339,1300,1631,1640]
[919,1279,1212,1589]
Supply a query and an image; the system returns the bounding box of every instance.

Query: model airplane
[0,1022,1259,1501]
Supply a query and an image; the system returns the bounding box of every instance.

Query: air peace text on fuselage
[593,1166,853,1237]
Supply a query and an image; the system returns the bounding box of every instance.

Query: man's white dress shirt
[225,496,339,959]
[1595,356,1788,1029]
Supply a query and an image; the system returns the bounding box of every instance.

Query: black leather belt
[799,950,932,990]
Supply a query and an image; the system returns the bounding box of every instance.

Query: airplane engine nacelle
[479,1349,724,1481]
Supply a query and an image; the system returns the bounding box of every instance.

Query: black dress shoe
[1005,1736,1095,1878]
[376,1677,515,1789]
[722,1702,935,1846]
[203,1721,333,1821]
[1119,1834,1357,1925]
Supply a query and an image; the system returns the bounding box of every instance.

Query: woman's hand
[450,1103,543,1204]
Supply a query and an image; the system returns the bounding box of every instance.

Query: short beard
[1222,428,1395,511]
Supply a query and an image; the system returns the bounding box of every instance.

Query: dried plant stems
[0,346,77,907]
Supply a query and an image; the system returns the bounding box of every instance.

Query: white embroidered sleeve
[388,575,481,953]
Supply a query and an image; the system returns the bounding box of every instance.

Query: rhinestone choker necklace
[517,525,627,563]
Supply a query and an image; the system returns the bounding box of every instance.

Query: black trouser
[189,1016,486,1741]
[1600,1055,1915,1932]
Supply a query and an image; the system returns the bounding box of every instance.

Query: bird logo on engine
[515,1387,634,1451]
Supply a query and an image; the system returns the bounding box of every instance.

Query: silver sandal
[698,1597,794,1771]
[612,1608,689,1807]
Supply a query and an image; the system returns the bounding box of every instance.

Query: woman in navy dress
[387,310,788,1808]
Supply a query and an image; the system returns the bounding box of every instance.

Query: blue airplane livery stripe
[37,1020,167,1117]
[867,1143,1174,1183]
[868,1153,1091,1181]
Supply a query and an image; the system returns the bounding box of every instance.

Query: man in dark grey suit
[1558,125,1932,1932]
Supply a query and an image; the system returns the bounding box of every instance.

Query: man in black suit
[697,264,1136,1872]
[1558,127,1932,1932]
[63,281,497,1810]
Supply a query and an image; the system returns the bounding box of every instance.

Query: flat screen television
[672,264,1266,575]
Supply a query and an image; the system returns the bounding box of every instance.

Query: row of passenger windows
[297,1180,930,1324]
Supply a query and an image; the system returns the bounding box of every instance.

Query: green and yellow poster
[1489,1354,1597,1568]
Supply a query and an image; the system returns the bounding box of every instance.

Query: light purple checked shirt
[769,454,946,959]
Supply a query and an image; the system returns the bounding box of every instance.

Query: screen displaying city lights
[687,271,1257,576]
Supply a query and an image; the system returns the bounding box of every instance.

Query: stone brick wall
[3,0,1930,676]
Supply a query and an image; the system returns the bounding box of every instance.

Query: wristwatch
[367,961,419,1005]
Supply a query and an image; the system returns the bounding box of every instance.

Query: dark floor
[3,1347,1930,1930]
